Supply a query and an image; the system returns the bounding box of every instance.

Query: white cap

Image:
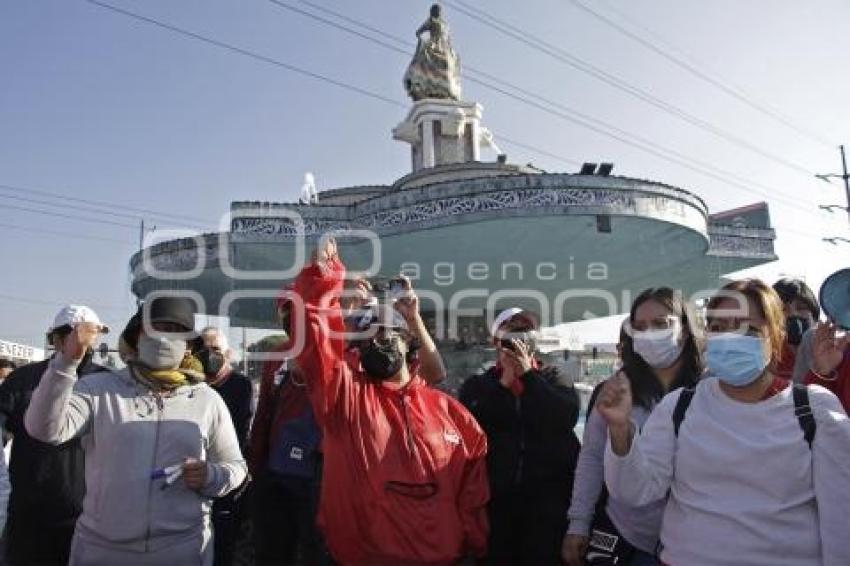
[49,305,109,334]
[490,307,525,336]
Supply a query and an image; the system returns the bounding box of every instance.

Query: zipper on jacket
[400,394,417,455]
[144,393,164,552]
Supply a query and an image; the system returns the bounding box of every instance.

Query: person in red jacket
[290,237,489,565]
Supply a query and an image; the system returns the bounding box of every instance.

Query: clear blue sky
[1,0,848,350]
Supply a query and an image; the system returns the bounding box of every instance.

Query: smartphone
[500,332,536,352]
[389,278,406,300]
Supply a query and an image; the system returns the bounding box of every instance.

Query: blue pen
[150,463,182,480]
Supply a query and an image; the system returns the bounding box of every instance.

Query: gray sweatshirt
[567,398,664,553]
[24,354,247,558]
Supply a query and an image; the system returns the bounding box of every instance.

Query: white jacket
[605,378,850,566]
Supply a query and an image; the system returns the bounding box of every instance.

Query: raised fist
[61,323,101,362]
[596,371,633,429]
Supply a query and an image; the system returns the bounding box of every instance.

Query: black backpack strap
[792,384,816,449]
[672,387,696,437]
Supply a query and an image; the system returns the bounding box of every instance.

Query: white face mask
[137,333,186,370]
[632,326,684,369]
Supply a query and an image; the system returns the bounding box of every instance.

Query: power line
[0,183,212,227]
[299,0,410,48]
[0,221,136,245]
[0,291,130,312]
[80,0,830,233]
[81,1,582,172]
[2,202,138,229]
[236,6,844,243]
[2,192,145,222]
[83,0,407,110]
[464,73,813,215]
[266,0,822,219]
[0,189,212,231]
[773,223,836,242]
[443,0,815,178]
[569,0,836,148]
[497,136,581,167]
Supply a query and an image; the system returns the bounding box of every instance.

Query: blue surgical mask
[705,333,768,387]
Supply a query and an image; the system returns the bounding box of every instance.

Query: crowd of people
[0,239,848,565]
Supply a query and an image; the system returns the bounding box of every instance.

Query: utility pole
[842,145,850,224]
[137,219,145,308]
[816,145,850,224]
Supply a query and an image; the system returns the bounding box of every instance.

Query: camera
[499,332,536,352]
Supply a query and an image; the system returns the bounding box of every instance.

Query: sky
[1,0,848,353]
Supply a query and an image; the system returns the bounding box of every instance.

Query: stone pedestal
[393,99,497,173]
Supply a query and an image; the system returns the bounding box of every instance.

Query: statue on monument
[404,4,462,101]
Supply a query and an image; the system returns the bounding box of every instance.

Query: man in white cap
[0,305,108,566]
[459,307,581,565]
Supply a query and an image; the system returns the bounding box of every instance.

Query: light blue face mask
[705,333,769,387]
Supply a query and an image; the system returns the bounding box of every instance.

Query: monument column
[422,118,436,169]
[470,119,481,162]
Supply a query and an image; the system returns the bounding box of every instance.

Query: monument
[129,5,777,384]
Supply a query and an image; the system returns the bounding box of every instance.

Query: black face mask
[786,316,811,346]
[196,348,226,376]
[359,340,404,380]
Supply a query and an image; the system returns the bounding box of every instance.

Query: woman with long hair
[598,279,850,565]
[564,287,703,566]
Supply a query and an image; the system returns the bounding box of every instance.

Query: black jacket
[459,365,581,498]
[0,355,106,526]
[209,369,254,454]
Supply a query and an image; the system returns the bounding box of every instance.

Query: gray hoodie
[24,354,247,562]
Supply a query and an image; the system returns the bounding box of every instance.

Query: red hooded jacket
[805,346,850,414]
[291,258,489,565]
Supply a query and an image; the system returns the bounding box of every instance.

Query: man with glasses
[192,327,253,566]
[288,237,489,564]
